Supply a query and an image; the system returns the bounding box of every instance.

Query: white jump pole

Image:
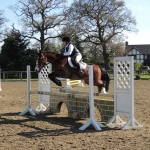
[19,65,36,116]
[79,64,105,131]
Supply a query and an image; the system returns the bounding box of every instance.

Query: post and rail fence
[0,71,38,81]
[0,69,149,81]
[0,70,114,81]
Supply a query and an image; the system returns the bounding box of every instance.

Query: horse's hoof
[101,87,107,94]
[58,81,62,86]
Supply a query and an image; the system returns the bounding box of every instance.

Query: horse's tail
[105,71,110,92]
[100,67,110,92]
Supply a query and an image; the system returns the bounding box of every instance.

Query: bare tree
[66,0,137,69]
[84,42,102,62]
[0,10,7,41]
[108,36,126,57]
[10,0,67,51]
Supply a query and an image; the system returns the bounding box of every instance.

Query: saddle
[68,57,87,70]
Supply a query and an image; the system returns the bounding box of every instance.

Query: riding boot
[76,63,84,76]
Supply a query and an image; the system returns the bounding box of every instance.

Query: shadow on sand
[0,112,119,138]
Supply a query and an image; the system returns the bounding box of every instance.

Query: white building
[125,42,150,66]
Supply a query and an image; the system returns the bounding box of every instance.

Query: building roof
[126,44,150,55]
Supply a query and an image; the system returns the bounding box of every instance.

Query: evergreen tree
[22,48,38,71]
[0,29,30,71]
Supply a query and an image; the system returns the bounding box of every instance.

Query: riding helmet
[62,37,70,42]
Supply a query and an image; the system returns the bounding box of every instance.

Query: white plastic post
[19,66,36,116]
[106,56,143,129]
[35,63,51,112]
[79,64,105,131]
[65,79,72,90]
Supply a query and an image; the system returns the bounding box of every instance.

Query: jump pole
[79,64,105,131]
[19,65,36,116]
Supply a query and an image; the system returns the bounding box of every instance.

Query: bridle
[36,52,64,71]
[36,53,49,69]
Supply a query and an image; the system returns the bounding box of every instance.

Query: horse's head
[35,50,48,72]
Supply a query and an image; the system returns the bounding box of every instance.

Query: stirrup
[78,70,84,76]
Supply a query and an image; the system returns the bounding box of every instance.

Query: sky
[0,0,150,45]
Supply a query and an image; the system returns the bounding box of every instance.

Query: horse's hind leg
[98,85,102,93]
[85,78,106,93]
[97,80,106,93]
[93,65,107,93]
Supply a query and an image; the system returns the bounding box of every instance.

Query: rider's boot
[76,63,84,76]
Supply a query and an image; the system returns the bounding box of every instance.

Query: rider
[61,36,84,76]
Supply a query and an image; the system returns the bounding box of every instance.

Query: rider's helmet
[62,37,70,42]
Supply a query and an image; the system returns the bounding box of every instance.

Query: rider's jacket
[63,43,80,57]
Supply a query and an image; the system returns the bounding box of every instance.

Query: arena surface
[0,80,150,150]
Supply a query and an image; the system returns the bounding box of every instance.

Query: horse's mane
[40,51,67,63]
[42,51,58,54]
[42,51,60,57]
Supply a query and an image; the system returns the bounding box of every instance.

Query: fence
[1,69,149,81]
[0,71,38,81]
[0,70,121,81]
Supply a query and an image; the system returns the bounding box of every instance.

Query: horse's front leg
[48,72,62,86]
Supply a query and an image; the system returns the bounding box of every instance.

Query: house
[125,42,150,66]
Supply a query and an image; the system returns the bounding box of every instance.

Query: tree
[85,42,103,63]
[107,36,126,57]
[66,0,137,69]
[134,61,142,72]
[10,0,67,51]
[71,35,87,61]
[22,48,38,71]
[0,29,30,71]
[0,10,7,41]
[43,39,62,52]
[60,25,88,60]
[31,38,62,53]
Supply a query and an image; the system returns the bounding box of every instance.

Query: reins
[40,54,64,69]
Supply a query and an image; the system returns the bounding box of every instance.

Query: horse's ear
[37,50,42,57]
[37,50,41,53]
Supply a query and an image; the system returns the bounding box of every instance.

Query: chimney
[125,41,128,51]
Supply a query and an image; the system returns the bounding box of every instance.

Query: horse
[35,51,110,93]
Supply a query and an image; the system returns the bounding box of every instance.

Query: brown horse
[35,51,110,93]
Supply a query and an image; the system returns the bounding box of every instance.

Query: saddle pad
[68,57,87,70]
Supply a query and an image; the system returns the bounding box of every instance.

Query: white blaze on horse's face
[35,60,40,72]
[35,53,47,72]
